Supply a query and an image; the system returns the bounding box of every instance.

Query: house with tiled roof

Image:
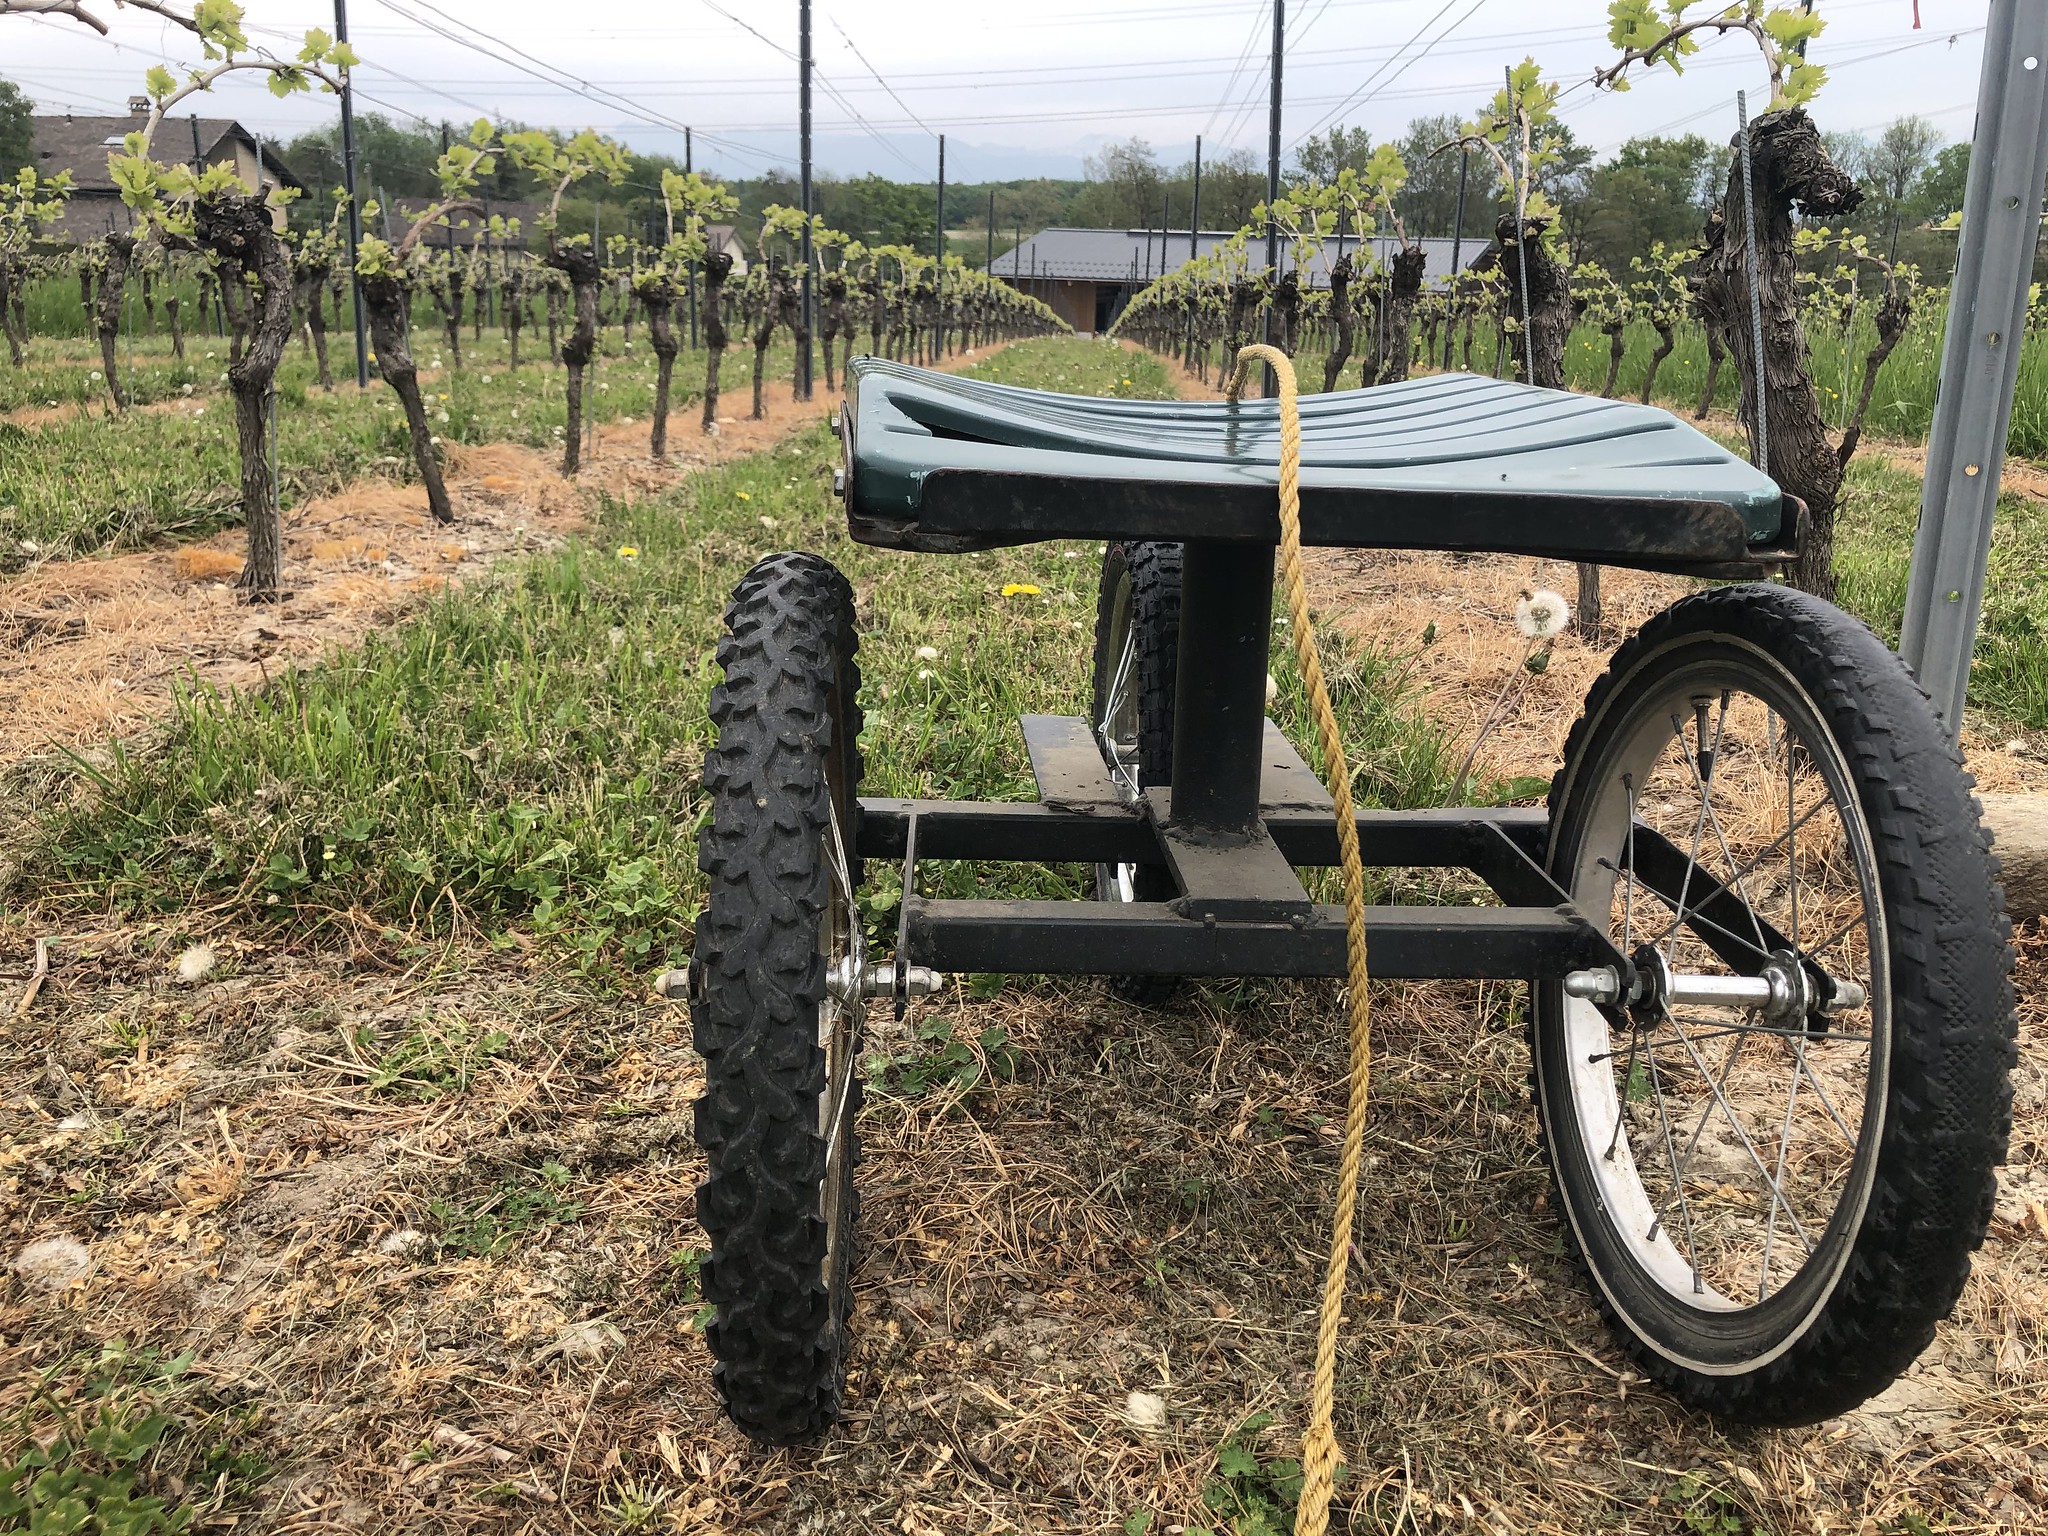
[27,100,303,243]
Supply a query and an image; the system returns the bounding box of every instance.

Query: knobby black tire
[1090,540,1184,1008]
[1536,582,2016,1426]
[693,551,866,1444]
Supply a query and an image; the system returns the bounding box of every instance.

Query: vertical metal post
[934,134,946,357]
[439,122,453,262]
[1900,0,2048,736]
[1507,65,1533,387]
[1161,192,1171,273]
[986,189,995,271]
[1262,0,1284,391]
[1736,91,1768,472]
[1170,542,1278,835]
[1444,148,1468,371]
[799,0,815,399]
[335,0,368,386]
[1188,135,1203,362]
[685,128,698,350]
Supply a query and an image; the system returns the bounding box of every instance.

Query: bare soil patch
[0,386,855,770]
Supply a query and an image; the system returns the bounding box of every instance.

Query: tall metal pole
[1262,0,1284,392]
[798,0,814,399]
[685,128,698,350]
[1443,148,1469,371]
[934,134,946,356]
[1188,135,1203,363]
[335,0,368,386]
[1899,0,2048,736]
[986,189,995,272]
[439,122,454,261]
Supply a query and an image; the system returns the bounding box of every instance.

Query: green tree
[1575,134,1718,269]
[1916,141,1969,222]
[1293,124,1372,183]
[1396,112,1499,239]
[0,77,30,178]
[1073,137,1163,227]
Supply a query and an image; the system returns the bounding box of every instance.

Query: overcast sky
[0,0,1993,181]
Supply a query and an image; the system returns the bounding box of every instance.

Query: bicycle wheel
[1535,583,2015,1426]
[1089,540,1183,1006]
[693,551,868,1443]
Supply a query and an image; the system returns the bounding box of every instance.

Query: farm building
[27,101,303,241]
[988,227,1490,334]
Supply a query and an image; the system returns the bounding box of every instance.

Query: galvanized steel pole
[1263,0,1283,392]
[799,0,815,399]
[335,0,368,385]
[1444,148,1468,371]
[1899,0,2048,736]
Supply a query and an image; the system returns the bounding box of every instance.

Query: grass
[17,335,1458,980]
[1,325,800,563]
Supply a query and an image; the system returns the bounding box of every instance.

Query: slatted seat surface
[839,358,1791,574]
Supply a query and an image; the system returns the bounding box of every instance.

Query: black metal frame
[851,536,1735,986]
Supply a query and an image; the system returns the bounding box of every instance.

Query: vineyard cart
[688,359,2015,1444]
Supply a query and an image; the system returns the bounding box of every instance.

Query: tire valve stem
[1695,700,1714,784]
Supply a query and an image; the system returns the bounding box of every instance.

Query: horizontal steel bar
[902,898,1611,979]
[856,798,1152,864]
[856,798,1556,881]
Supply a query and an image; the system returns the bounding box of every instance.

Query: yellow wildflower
[737,491,752,500]
[1001,582,1042,597]
[617,545,640,560]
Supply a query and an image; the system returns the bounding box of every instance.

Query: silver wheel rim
[1560,655,1890,1343]
[819,746,863,1302]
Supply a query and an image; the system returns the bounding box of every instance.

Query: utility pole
[986,188,995,272]
[335,0,368,386]
[1262,0,1284,393]
[798,0,815,399]
[1444,147,1469,371]
[1899,0,2048,736]
[685,128,698,350]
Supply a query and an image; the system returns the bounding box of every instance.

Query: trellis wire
[1738,90,1769,472]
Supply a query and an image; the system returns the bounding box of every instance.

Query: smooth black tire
[1535,583,2016,1426]
[1090,540,1184,1007]
[693,551,867,1444]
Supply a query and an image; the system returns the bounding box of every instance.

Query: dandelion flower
[88,369,102,380]
[917,668,935,680]
[617,545,640,560]
[914,645,940,661]
[436,410,450,424]
[1515,586,1569,641]
[1001,582,1042,597]
[175,942,217,983]
[736,490,751,501]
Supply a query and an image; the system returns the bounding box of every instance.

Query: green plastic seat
[839,357,1793,576]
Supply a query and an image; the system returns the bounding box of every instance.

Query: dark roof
[28,113,303,195]
[990,226,1488,289]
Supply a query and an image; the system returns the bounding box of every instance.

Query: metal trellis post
[335,0,368,386]
[1444,149,1468,371]
[1736,91,1769,474]
[799,0,815,399]
[1263,0,1284,393]
[1899,0,2048,736]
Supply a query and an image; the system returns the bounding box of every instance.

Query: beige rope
[1223,344,1373,1536]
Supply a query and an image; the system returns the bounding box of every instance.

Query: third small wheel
[1090,540,1184,1007]
[1535,583,2017,1426]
